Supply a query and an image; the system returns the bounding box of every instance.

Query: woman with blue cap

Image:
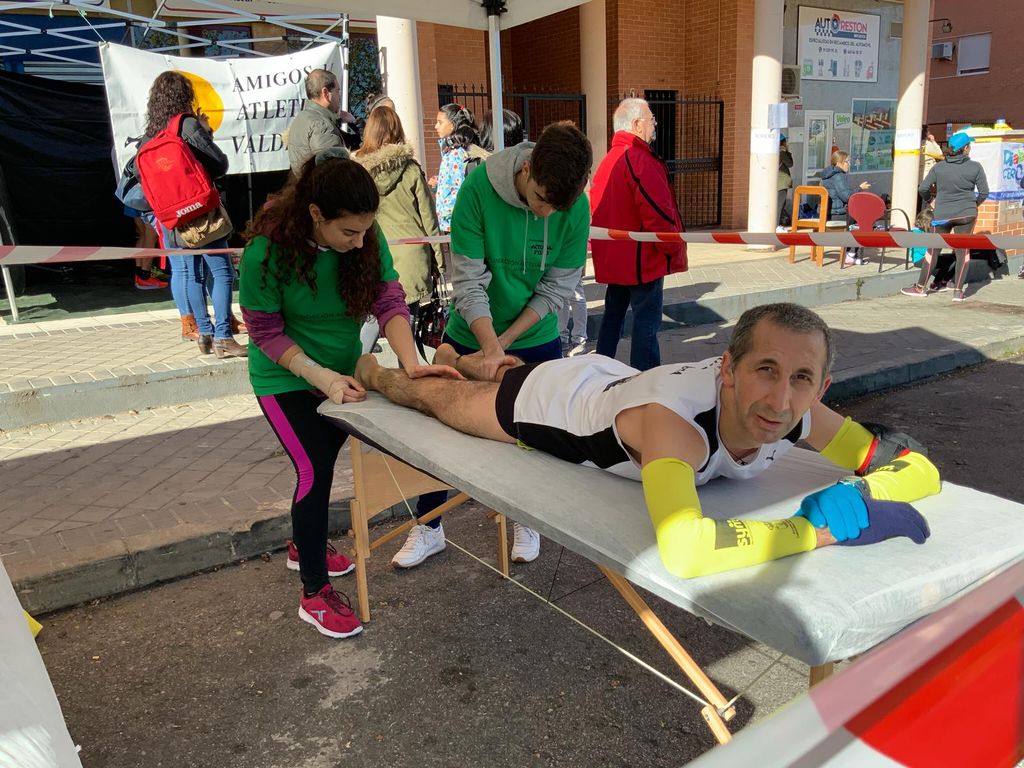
[901,130,989,302]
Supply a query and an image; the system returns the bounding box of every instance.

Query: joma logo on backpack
[175,201,204,218]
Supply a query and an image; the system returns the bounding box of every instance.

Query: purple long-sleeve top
[242,279,410,363]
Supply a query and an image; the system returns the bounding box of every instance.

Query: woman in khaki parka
[354,106,443,306]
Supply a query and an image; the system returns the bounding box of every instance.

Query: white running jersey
[511,355,811,484]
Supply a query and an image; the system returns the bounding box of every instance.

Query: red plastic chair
[844,192,888,270]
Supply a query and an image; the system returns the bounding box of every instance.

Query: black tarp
[0,69,133,248]
[0,69,288,253]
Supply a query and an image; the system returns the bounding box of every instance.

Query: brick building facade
[414,0,759,229]
[927,0,1024,138]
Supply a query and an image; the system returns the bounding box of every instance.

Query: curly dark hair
[439,103,479,152]
[244,155,382,320]
[530,121,592,211]
[143,71,197,140]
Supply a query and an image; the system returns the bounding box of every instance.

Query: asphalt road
[36,355,1024,767]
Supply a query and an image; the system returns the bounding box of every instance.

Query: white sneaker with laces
[391,523,446,569]
[511,522,541,563]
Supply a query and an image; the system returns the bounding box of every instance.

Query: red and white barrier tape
[0,228,1020,267]
[590,226,1024,252]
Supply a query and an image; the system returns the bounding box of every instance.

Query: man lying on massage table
[352,302,941,578]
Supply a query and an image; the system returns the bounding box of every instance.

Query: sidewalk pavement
[5,247,1017,429]
[2,250,1024,612]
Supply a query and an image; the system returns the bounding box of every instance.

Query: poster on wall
[849,98,894,172]
[806,113,832,177]
[798,6,880,83]
[969,141,1024,201]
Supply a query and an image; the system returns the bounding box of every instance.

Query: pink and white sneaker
[298,585,363,639]
[287,540,355,577]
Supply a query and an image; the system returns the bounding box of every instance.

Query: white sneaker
[391,523,446,569]
[567,340,589,357]
[511,522,541,563]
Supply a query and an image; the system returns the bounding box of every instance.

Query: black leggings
[916,217,976,291]
[257,388,346,595]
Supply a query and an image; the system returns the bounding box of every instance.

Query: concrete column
[891,0,930,223]
[580,0,608,167]
[376,16,426,165]
[487,12,506,151]
[746,0,784,244]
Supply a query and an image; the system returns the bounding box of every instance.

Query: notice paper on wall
[894,128,921,151]
[751,128,781,155]
[768,103,789,130]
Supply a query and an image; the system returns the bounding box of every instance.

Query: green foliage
[347,35,382,119]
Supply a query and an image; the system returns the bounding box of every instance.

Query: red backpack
[137,113,220,230]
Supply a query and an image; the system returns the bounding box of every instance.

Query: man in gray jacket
[286,69,356,175]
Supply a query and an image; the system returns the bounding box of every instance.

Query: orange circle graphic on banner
[179,71,224,133]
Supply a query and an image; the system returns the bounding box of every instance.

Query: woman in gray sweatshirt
[902,131,989,302]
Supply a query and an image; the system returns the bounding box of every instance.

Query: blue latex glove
[837,499,930,546]
[794,483,869,542]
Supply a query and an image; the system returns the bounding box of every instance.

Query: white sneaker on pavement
[391,523,446,569]
[511,522,541,563]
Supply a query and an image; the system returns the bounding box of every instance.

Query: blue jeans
[162,225,214,320]
[416,333,563,527]
[596,278,664,371]
[168,238,233,339]
[168,254,192,317]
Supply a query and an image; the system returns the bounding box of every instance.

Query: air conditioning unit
[889,21,903,39]
[932,41,954,60]
[782,65,801,97]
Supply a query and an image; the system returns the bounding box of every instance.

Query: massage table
[319,395,1024,744]
[0,559,82,768]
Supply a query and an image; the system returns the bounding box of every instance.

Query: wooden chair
[788,185,833,267]
[347,437,510,622]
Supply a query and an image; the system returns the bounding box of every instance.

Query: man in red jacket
[591,98,687,370]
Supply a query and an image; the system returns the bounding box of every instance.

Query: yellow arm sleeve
[641,458,817,579]
[862,451,941,502]
[820,417,875,473]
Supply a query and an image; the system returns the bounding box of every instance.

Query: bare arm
[805,399,849,454]
[496,307,542,349]
[381,315,420,372]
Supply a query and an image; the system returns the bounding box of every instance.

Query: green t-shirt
[443,169,590,350]
[239,229,399,396]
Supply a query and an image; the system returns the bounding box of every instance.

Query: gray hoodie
[451,142,584,331]
[919,153,990,222]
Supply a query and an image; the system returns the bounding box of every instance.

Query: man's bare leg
[355,354,515,443]
[433,343,523,383]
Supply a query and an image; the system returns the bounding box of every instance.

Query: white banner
[101,41,343,175]
[797,6,880,83]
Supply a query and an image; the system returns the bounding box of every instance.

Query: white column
[487,13,506,151]
[376,16,426,165]
[891,0,930,223]
[580,0,608,167]
[746,0,784,245]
